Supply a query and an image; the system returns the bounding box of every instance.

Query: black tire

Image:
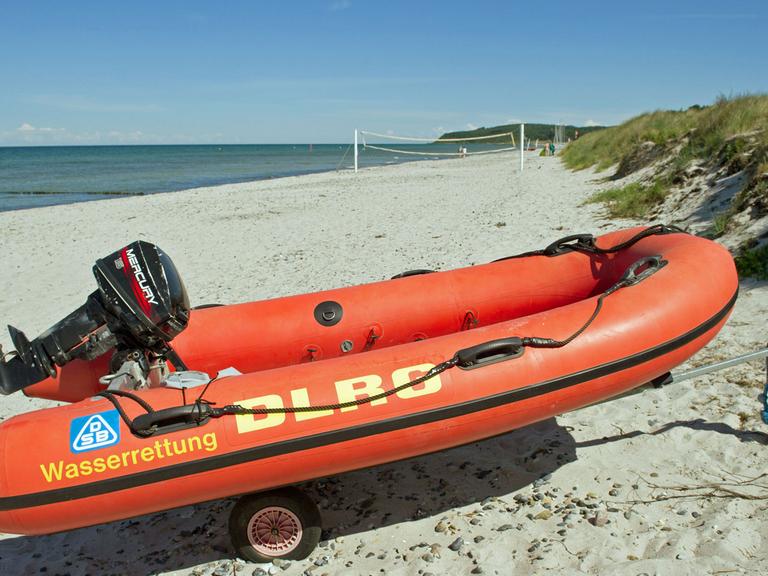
[228,487,322,562]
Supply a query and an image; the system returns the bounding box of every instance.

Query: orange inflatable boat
[0,225,738,561]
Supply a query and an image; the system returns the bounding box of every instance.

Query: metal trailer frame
[632,346,768,423]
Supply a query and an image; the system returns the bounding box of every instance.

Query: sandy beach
[1,152,767,575]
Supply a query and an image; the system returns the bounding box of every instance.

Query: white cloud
[16,122,65,134]
[466,123,478,131]
[0,124,162,145]
[584,119,600,127]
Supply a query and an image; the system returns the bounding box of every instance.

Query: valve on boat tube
[0,241,190,395]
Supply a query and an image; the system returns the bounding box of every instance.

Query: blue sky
[1,0,766,145]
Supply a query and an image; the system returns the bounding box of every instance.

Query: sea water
[0,143,499,211]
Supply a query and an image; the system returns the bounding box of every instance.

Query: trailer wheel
[229,487,322,562]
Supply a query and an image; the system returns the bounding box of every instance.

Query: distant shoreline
[0,143,464,212]
[0,143,349,149]
[0,165,349,213]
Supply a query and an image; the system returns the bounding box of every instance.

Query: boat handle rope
[98,254,666,437]
[96,389,162,438]
[494,223,685,261]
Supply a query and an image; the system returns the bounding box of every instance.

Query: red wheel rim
[247,506,303,556]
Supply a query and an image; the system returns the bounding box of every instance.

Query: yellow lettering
[40,461,63,483]
[236,394,286,432]
[187,435,202,451]
[393,364,442,399]
[291,388,334,422]
[141,447,155,462]
[64,463,79,479]
[335,375,386,412]
[38,432,219,484]
[172,439,188,455]
[203,433,218,452]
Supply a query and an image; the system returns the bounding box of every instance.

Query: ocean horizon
[0,142,497,212]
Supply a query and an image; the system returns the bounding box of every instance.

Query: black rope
[494,223,685,262]
[98,389,155,412]
[97,263,654,433]
[97,227,676,435]
[96,389,156,437]
[520,278,627,349]
[586,224,685,255]
[202,359,459,417]
[205,256,662,419]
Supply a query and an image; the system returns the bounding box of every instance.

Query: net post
[354,129,358,173]
[519,123,525,172]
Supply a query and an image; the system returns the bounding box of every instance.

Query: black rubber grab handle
[132,404,212,434]
[455,337,524,369]
[620,255,667,286]
[391,269,436,280]
[544,234,595,256]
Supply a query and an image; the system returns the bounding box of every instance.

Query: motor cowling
[94,241,190,350]
[0,241,190,395]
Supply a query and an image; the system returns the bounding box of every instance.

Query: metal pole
[670,347,768,384]
[519,123,524,172]
[586,346,768,409]
[354,129,358,173]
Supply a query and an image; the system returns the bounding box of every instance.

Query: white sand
[1,152,767,575]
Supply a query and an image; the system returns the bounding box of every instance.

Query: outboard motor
[0,241,190,395]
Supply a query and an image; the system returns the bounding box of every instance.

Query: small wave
[1,190,142,197]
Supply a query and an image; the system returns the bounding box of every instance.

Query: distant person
[575,129,580,140]
[549,142,556,156]
[460,145,467,158]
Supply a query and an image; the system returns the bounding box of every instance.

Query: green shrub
[710,211,732,238]
[562,94,768,173]
[585,180,668,218]
[735,245,768,279]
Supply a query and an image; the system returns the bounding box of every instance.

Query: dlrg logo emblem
[70,411,120,453]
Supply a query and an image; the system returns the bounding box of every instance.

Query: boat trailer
[639,346,768,423]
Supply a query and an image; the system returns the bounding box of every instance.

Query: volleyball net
[352,125,527,172]
[358,129,517,158]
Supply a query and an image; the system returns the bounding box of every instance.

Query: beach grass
[735,244,768,279]
[710,211,732,238]
[568,94,768,220]
[585,180,668,218]
[562,94,768,173]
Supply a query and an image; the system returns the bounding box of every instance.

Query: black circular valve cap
[314,301,343,327]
